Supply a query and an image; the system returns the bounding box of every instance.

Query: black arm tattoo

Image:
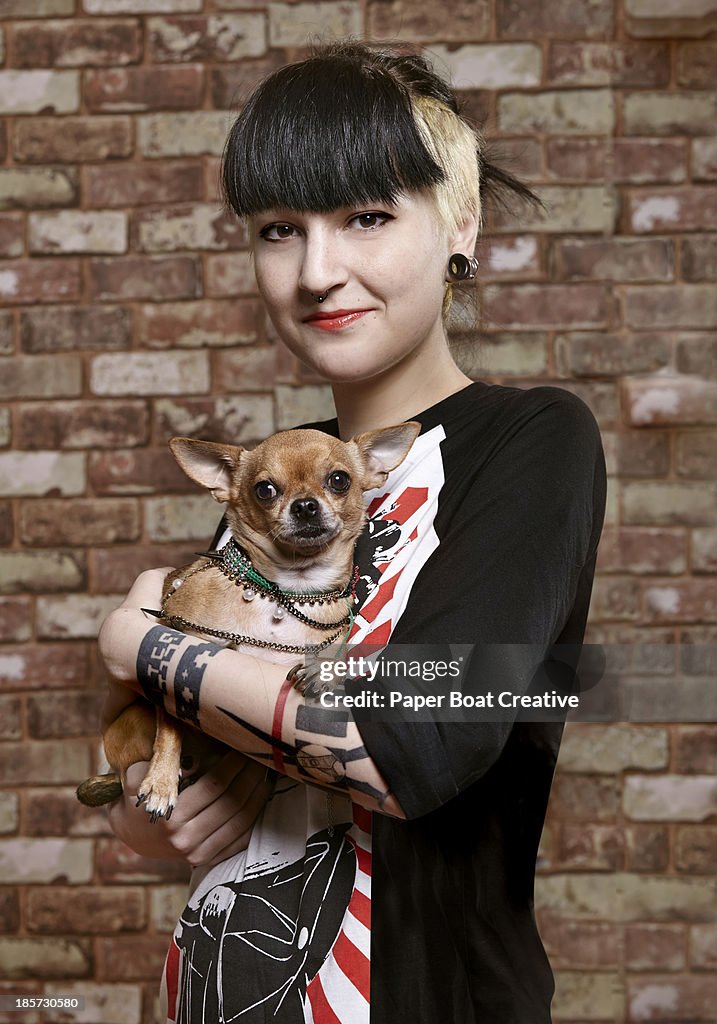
[136,626,184,707]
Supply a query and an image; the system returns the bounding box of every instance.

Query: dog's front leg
[136,708,183,822]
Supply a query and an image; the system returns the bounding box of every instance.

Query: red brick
[497,0,613,37]
[483,283,614,329]
[214,347,279,392]
[614,430,672,479]
[20,305,132,353]
[16,401,148,450]
[132,202,246,253]
[625,286,717,330]
[691,924,717,970]
[676,827,717,874]
[626,924,687,971]
[208,52,290,108]
[0,740,90,785]
[88,256,200,302]
[0,310,13,355]
[625,375,717,427]
[677,42,717,88]
[550,775,621,822]
[97,838,190,885]
[25,788,113,838]
[0,356,81,400]
[553,823,624,870]
[560,332,671,377]
[0,598,32,643]
[556,238,672,282]
[0,891,20,933]
[91,543,198,593]
[597,528,686,575]
[645,581,717,624]
[549,41,669,86]
[546,137,687,184]
[676,335,717,378]
[694,138,717,181]
[0,122,6,163]
[628,187,717,233]
[27,888,146,934]
[0,501,12,545]
[675,727,717,774]
[0,213,23,259]
[85,66,203,112]
[205,252,257,297]
[0,553,86,597]
[96,935,172,982]
[676,431,717,480]
[625,824,670,872]
[153,394,273,444]
[0,166,78,210]
[148,14,267,61]
[12,19,141,68]
[13,117,132,163]
[540,917,623,967]
[682,236,717,282]
[84,160,204,208]
[0,695,22,740]
[0,643,90,691]
[0,259,81,305]
[591,576,642,621]
[138,298,261,349]
[19,498,140,546]
[368,0,490,41]
[26,691,105,739]
[628,975,717,1020]
[89,449,195,495]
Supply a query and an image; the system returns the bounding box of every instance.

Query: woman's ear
[449,210,480,259]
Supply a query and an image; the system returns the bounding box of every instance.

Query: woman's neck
[332,342,473,440]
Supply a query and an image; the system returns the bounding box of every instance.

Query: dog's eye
[254,480,278,501]
[327,471,351,493]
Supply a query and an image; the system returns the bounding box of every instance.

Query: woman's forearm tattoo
[136,625,220,724]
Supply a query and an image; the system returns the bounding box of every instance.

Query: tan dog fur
[77,423,420,821]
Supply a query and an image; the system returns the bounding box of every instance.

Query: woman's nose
[298,230,347,300]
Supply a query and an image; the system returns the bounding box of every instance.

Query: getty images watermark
[300,643,717,724]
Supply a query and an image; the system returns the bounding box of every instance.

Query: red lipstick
[303,309,371,331]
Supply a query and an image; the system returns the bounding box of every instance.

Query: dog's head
[169,423,420,574]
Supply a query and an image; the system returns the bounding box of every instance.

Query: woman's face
[249,191,452,384]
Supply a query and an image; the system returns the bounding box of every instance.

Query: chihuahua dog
[77,422,420,821]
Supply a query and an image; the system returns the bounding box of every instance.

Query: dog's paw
[288,659,340,700]
[136,768,179,823]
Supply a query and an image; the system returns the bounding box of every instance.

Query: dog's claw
[136,793,148,807]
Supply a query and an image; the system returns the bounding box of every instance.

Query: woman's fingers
[187,768,276,867]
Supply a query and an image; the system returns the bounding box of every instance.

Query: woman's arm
[99,569,406,819]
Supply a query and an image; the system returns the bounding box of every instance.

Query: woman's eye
[259,223,296,241]
[254,480,279,501]
[351,212,392,231]
[327,470,351,493]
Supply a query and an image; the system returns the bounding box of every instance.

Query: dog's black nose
[290,498,319,521]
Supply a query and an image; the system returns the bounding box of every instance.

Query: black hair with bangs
[222,44,447,216]
[221,41,541,220]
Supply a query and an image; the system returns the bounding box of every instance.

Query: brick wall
[0,1,715,1022]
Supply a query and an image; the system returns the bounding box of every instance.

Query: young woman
[101,42,606,1023]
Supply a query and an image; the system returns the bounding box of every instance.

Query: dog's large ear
[351,421,421,490]
[169,438,244,503]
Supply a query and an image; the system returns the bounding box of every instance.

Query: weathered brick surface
[13,117,132,163]
[13,19,141,68]
[0,1,713,1007]
[85,65,204,112]
[20,306,132,353]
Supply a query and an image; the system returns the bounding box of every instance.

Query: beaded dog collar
[156,538,358,655]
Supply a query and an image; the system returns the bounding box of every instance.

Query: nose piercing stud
[313,291,328,303]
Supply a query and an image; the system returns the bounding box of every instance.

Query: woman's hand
[108,750,274,868]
